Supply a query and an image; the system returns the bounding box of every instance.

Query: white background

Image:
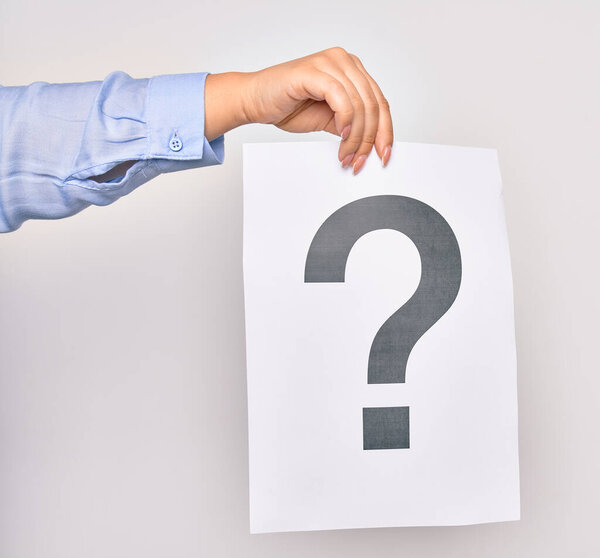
[1,1,599,556]
[244,142,519,532]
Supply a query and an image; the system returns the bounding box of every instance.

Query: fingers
[301,69,355,140]
[340,65,380,174]
[315,47,393,172]
[331,75,366,169]
[349,53,394,167]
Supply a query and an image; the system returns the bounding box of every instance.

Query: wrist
[204,72,254,141]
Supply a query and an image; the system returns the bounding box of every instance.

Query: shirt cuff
[153,134,225,174]
[64,71,224,190]
[147,72,225,174]
[147,72,210,161]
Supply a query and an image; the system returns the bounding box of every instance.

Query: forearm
[0,72,224,232]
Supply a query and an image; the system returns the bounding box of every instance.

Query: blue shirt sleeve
[0,71,225,233]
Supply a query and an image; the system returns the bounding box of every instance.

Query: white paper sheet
[242,141,520,533]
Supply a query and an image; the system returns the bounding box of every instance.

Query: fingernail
[382,145,392,167]
[341,125,351,141]
[341,153,355,169]
[353,155,367,175]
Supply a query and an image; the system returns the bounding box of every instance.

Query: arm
[0,47,393,233]
[0,72,223,232]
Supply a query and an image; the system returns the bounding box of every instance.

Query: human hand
[204,47,393,174]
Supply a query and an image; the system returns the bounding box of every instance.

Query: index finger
[349,54,394,166]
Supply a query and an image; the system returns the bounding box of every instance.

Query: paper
[242,141,520,533]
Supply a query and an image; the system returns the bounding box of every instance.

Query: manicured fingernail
[341,125,351,140]
[382,145,392,167]
[353,155,367,175]
[341,153,355,168]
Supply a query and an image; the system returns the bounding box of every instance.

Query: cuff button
[169,132,183,152]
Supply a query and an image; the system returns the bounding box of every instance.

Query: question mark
[304,195,462,450]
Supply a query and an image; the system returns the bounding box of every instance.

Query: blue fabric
[0,71,225,232]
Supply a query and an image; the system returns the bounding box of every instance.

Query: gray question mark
[304,195,462,450]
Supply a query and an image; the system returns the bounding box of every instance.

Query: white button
[169,132,182,152]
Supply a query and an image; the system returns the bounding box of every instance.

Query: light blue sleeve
[0,71,225,232]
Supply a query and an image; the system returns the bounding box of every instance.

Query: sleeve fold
[0,70,225,232]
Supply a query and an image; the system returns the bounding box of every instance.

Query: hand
[204,47,393,174]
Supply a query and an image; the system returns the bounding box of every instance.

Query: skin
[91,47,392,183]
[204,47,393,174]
